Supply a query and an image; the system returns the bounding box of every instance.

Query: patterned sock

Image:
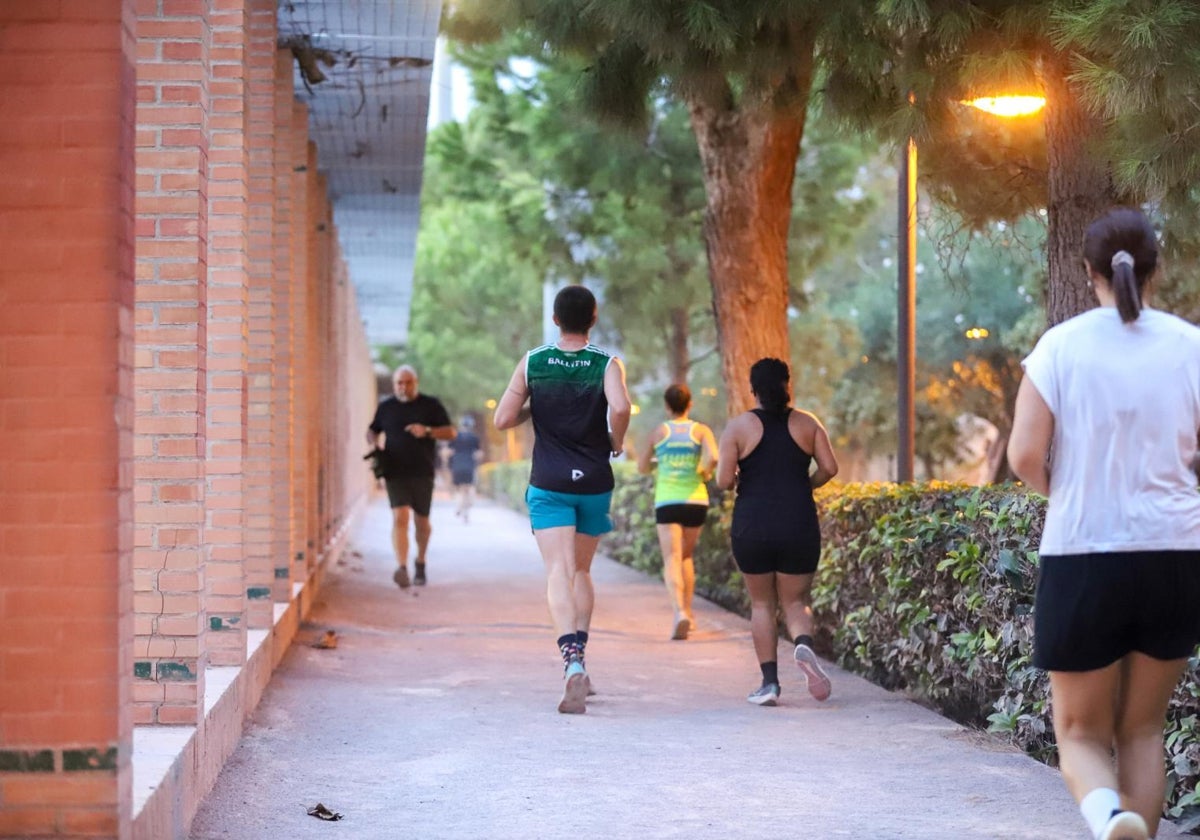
[760,661,778,686]
[556,633,580,665]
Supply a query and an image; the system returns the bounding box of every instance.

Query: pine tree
[824,0,1200,325]
[444,0,833,412]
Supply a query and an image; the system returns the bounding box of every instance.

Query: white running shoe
[1098,811,1148,840]
[794,643,832,701]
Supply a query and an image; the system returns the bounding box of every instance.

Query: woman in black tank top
[716,358,840,707]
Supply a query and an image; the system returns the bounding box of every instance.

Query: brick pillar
[288,118,312,582]
[133,0,211,725]
[243,0,277,628]
[308,169,328,559]
[203,0,250,666]
[271,50,297,599]
[0,2,136,836]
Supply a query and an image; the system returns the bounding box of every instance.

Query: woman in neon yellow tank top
[637,384,718,640]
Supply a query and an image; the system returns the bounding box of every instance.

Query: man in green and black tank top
[494,286,632,714]
[526,342,615,494]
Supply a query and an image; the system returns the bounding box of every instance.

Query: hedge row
[478,461,1200,828]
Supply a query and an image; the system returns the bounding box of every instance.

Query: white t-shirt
[1021,306,1200,555]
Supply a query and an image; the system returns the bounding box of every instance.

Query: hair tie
[1112,250,1135,269]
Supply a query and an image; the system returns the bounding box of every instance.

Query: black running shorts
[731,533,821,576]
[1033,550,1200,672]
[384,475,434,517]
[655,503,708,527]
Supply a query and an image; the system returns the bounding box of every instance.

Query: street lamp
[895,93,1045,482]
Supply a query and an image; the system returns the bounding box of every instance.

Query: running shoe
[558,656,588,714]
[747,682,780,706]
[414,565,426,586]
[392,565,410,589]
[671,615,690,641]
[1098,811,1148,840]
[794,643,832,701]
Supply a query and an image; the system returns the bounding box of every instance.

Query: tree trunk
[687,80,810,415]
[1042,56,1117,326]
[667,305,690,384]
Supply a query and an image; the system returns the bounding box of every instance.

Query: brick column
[288,118,312,582]
[0,2,136,836]
[243,0,277,628]
[133,0,211,725]
[203,0,250,667]
[270,50,297,599]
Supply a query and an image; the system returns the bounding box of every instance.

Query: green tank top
[653,420,708,507]
[526,343,615,494]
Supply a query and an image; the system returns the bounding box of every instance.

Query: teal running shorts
[525,486,614,536]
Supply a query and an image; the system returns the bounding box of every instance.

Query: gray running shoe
[747,682,780,706]
[413,565,426,586]
[558,656,588,714]
[794,643,832,701]
[670,615,690,640]
[392,566,410,588]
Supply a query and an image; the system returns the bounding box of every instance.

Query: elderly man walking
[367,365,456,587]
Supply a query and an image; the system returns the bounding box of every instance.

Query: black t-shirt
[369,394,452,478]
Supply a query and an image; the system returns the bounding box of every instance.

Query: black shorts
[655,504,708,527]
[1033,550,1200,672]
[451,469,475,487]
[384,475,434,517]
[731,534,821,576]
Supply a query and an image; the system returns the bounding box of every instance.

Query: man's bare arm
[494,356,531,430]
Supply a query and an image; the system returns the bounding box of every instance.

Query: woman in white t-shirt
[1009,207,1200,840]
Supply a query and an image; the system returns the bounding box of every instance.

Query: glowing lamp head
[964,95,1046,117]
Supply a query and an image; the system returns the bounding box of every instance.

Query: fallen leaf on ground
[307,803,343,821]
[312,630,338,650]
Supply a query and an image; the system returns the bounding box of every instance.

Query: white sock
[1080,788,1121,838]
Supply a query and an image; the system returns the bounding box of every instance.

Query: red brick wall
[2,3,381,831]
[203,0,250,668]
[0,1,137,836]
[133,0,212,725]
[243,0,277,629]
[271,50,297,599]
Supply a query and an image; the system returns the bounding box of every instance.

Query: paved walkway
[190,494,1182,839]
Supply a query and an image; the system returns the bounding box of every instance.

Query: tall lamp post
[895,94,1046,482]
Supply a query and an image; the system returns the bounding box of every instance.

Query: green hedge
[479,462,1200,828]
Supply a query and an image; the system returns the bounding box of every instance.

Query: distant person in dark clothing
[367,365,456,588]
[448,415,483,522]
[716,358,839,707]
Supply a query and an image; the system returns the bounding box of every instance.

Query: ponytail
[1082,208,1158,324]
[1110,250,1141,323]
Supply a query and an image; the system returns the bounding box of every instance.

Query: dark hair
[553,285,597,334]
[1082,207,1159,323]
[749,358,791,415]
[663,384,691,415]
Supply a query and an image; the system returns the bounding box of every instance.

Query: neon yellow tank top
[653,420,708,507]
